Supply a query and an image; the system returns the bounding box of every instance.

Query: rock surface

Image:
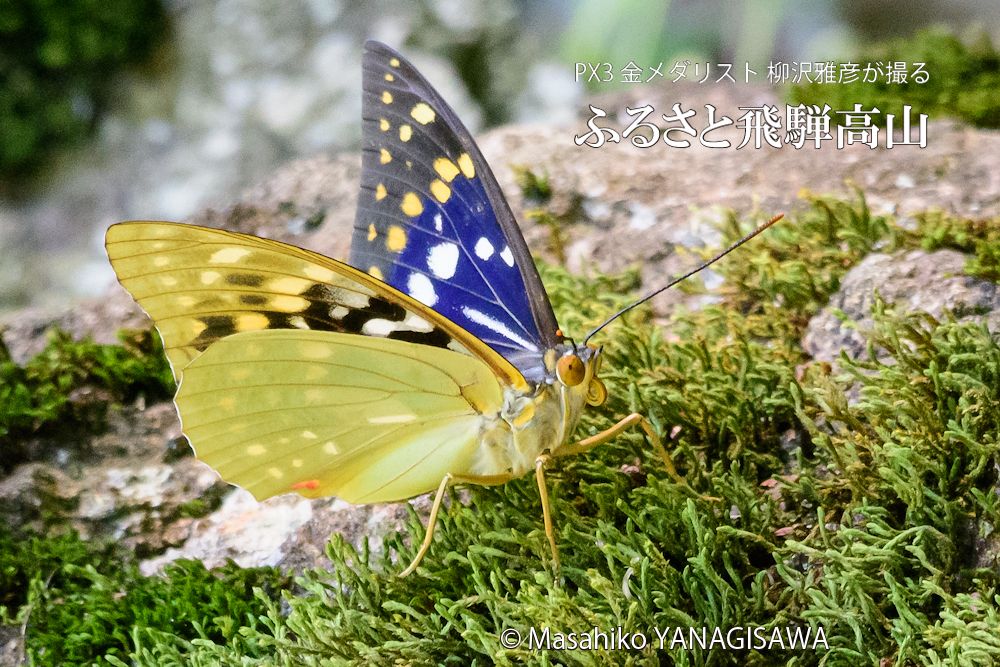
[138,489,418,576]
[803,249,1000,361]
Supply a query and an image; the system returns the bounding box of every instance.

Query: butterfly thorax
[468,344,605,479]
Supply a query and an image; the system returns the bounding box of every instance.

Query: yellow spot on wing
[201,271,220,285]
[303,265,334,282]
[306,366,327,380]
[300,342,331,359]
[210,247,252,264]
[389,58,400,67]
[192,321,207,337]
[382,91,393,104]
[177,296,196,307]
[411,103,435,124]
[458,153,475,178]
[324,441,339,454]
[430,179,451,203]
[292,459,303,467]
[399,124,412,141]
[271,295,308,312]
[247,444,267,456]
[270,276,310,294]
[434,157,460,182]
[380,118,389,131]
[368,223,377,241]
[154,257,169,267]
[380,149,391,164]
[375,184,387,201]
[384,73,394,82]
[368,266,383,280]
[219,396,235,410]
[387,225,407,251]
[269,468,283,479]
[401,192,423,217]
[237,313,269,331]
[161,276,177,286]
[301,430,317,439]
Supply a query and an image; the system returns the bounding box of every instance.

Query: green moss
[789,27,1000,129]
[0,327,175,471]
[908,209,1000,283]
[513,165,553,205]
[0,0,167,186]
[0,529,289,667]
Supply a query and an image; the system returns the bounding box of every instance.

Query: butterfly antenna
[583,213,784,345]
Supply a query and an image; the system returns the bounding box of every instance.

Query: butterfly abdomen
[468,383,570,478]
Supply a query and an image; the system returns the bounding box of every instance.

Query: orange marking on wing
[291,480,321,490]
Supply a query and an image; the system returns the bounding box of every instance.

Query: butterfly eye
[586,377,608,406]
[557,354,585,386]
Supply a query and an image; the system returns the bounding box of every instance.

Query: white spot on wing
[500,246,514,267]
[427,242,459,279]
[474,237,494,260]
[407,273,438,307]
[402,312,434,332]
[434,213,443,232]
[362,318,396,336]
[461,306,538,351]
[209,247,251,264]
[369,414,417,424]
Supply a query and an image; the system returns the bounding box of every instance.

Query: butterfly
[106,40,779,576]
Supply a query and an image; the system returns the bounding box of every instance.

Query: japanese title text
[574,104,929,150]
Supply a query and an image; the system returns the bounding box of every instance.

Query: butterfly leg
[398,471,516,577]
[534,455,560,573]
[556,414,719,501]
[399,473,453,577]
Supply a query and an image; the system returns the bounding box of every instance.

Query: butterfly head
[550,343,607,408]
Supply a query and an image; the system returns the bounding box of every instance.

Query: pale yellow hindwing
[174,329,505,503]
[105,221,527,391]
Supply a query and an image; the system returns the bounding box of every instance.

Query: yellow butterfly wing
[105,221,531,502]
[105,221,527,391]
[174,329,503,503]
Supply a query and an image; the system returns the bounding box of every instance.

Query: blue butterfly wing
[348,41,560,373]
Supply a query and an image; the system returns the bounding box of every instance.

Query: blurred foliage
[0,529,289,667]
[910,209,1000,283]
[0,0,167,185]
[0,327,175,472]
[3,185,1000,664]
[790,27,1000,128]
